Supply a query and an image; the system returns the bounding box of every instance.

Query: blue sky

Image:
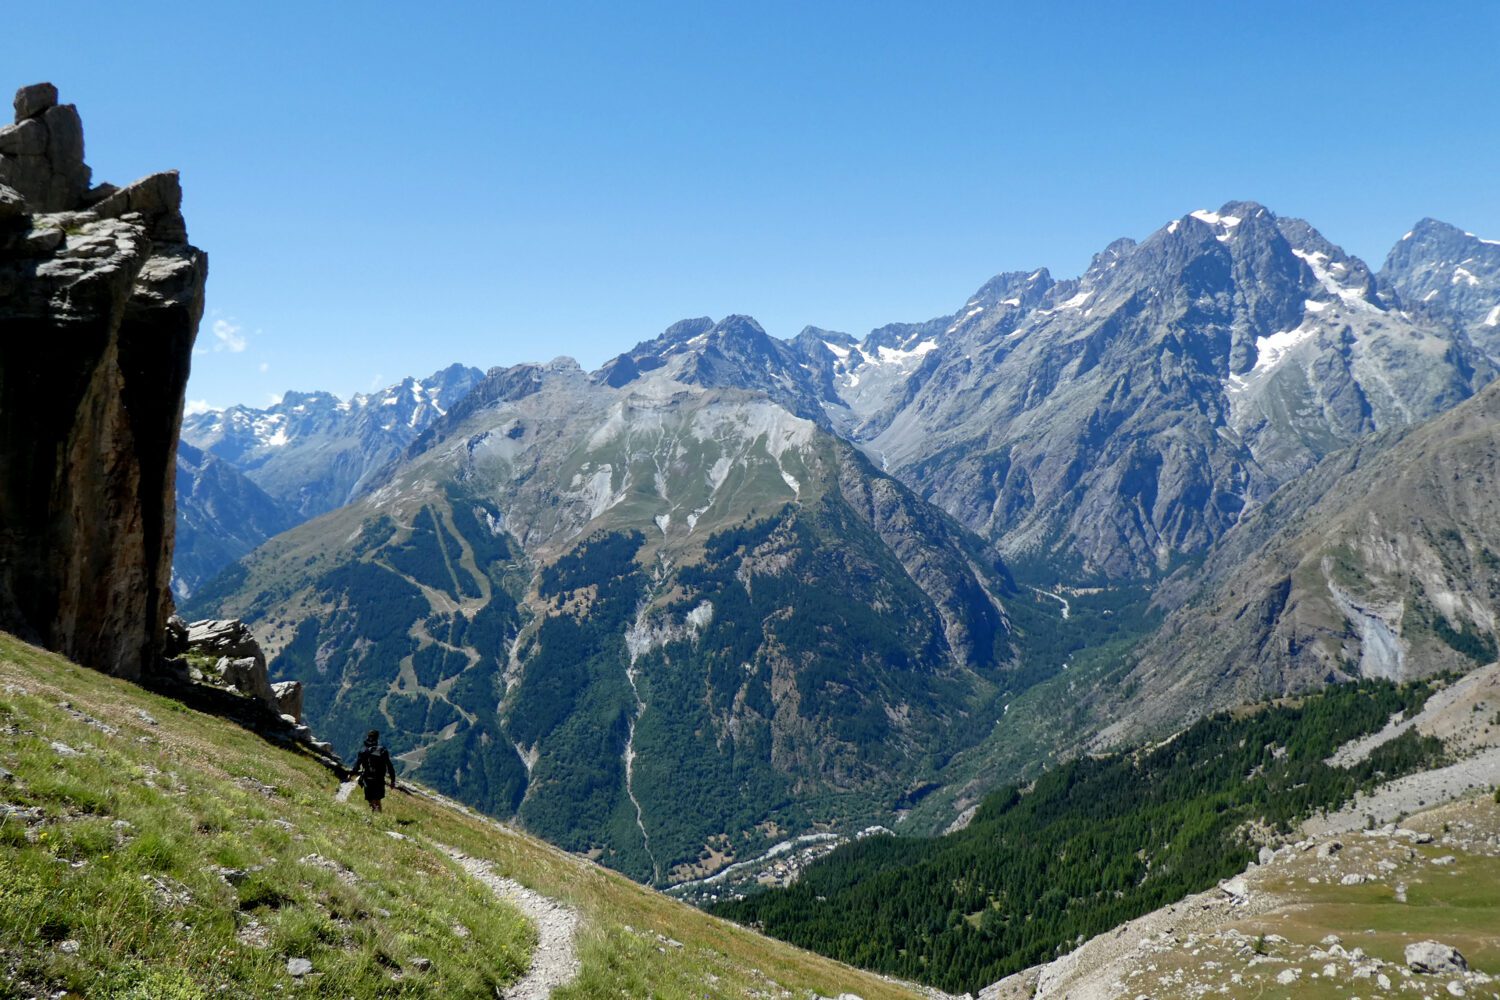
[7,1,1498,409]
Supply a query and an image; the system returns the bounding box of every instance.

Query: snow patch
[1190,209,1242,228]
[1484,304,1500,327]
[1001,297,1021,307]
[1292,248,1376,310]
[821,340,851,360]
[1058,289,1094,310]
[1453,266,1480,286]
[1252,324,1319,374]
[870,340,939,365]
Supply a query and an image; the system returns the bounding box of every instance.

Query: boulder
[217,656,273,705]
[13,83,56,120]
[1406,941,1468,975]
[0,86,90,211]
[186,620,265,664]
[272,681,304,723]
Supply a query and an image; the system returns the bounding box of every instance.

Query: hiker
[353,729,398,813]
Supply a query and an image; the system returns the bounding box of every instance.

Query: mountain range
[181,200,1500,885]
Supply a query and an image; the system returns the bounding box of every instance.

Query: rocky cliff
[0,82,207,679]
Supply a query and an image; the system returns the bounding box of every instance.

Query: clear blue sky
[8,1,1498,409]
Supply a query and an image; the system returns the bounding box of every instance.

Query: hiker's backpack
[358,745,388,785]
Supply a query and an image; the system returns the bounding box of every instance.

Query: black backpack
[357,745,389,785]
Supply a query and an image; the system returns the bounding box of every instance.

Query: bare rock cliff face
[0,83,207,679]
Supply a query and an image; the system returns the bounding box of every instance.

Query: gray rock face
[1405,940,1467,975]
[1100,377,1500,742]
[217,656,273,703]
[0,82,206,680]
[182,617,300,718]
[186,618,264,662]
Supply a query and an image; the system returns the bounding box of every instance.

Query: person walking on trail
[354,729,398,813]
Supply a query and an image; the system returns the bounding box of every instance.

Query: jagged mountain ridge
[831,202,1492,578]
[188,350,1022,885]
[580,202,1494,580]
[181,362,484,519]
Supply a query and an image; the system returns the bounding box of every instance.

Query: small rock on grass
[286,957,312,977]
[409,957,432,972]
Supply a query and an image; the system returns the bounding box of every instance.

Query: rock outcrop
[0,83,206,680]
[180,618,303,721]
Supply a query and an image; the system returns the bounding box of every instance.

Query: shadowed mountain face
[172,443,297,601]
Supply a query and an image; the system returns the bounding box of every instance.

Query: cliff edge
[0,82,207,679]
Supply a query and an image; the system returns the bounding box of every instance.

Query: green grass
[0,630,922,999]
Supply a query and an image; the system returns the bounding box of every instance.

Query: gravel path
[443,846,581,1000]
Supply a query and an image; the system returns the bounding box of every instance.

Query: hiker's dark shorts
[363,782,385,802]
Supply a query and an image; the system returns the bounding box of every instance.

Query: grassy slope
[0,632,923,1000]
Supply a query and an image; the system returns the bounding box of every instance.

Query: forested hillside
[712,679,1446,994]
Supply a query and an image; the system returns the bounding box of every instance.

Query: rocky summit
[0,83,206,680]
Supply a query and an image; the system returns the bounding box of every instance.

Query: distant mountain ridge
[173,363,485,591]
[182,362,484,518]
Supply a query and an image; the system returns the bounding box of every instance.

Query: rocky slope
[187,328,1024,884]
[181,362,483,519]
[1096,376,1500,743]
[0,83,206,679]
[986,672,1500,1000]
